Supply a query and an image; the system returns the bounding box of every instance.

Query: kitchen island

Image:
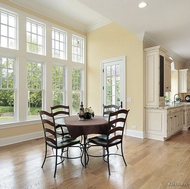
[145,102,190,141]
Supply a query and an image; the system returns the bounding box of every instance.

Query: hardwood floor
[1,131,190,189]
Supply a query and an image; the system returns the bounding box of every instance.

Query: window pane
[0,90,14,121]
[52,65,65,106]
[26,19,45,55]
[0,57,15,122]
[72,35,84,63]
[52,28,67,60]
[27,61,43,118]
[72,69,83,114]
[0,10,17,49]
[28,90,42,117]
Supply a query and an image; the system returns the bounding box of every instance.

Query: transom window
[52,65,66,105]
[26,19,45,55]
[0,57,15,121]
[0,9,17,49]
[72,35,84,63]
[52,28,67,60]
[27,60,43,118]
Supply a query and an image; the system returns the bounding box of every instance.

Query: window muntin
[72,69,83,114]
[0,57,15,121]
[26,19,45,55]
[72,35,84,63]
[52,65,66,105]
[0,9,17,49]
[27,61,43,118]
[52,28,67,60]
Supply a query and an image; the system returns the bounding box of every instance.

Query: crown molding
[144,33,186,64]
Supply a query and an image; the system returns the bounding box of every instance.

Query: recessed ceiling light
[138,2,147,8]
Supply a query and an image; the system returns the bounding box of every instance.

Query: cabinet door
[187,71,190,93]
[179,69,188,93]
[165,58,171,92]
[178,110,183,130]
[187,108,190,127]
[167,112,173,136]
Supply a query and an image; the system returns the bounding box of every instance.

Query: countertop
[146,102,190,110]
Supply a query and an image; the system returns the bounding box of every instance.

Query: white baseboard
[125,129,144,139]
[0,131,44,147]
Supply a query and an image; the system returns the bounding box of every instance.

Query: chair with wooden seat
[39,110,81,177]
[87,109,130,175]
[50,105,70,137]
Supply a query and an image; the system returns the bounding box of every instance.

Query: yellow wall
[0,124,41,138]
[86,23,144,131]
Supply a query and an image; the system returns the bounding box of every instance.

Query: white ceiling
[10,0,190,63]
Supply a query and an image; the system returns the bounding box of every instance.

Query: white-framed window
[52,65,66,105]
[0,8,17,49]
[52,28,67,60]
[27,60,43,119]
[26,18,46,55]
[72,34,84,63]
[0,56,15,122]
[72,69,83,114]
[0,5,86,126]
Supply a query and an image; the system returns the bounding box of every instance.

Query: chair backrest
[107,109,130,144]
[103,104,120,117]
[50,105,70,118]
[39,110,57,146]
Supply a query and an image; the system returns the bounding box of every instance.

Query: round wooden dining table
[55,115,108,167]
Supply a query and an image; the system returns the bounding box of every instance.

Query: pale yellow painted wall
[0,124,42,138]
[86,23,144,131]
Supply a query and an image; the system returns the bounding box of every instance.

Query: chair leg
[41,144,47,168]
[121,143,127,166]
[54,149,58,178]
[106,147,111,175]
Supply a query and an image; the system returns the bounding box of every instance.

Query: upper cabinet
[165,57,172,92]
[145,46,171,107]
[178,69,190,93]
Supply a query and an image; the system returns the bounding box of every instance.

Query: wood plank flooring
[1,131,190,189]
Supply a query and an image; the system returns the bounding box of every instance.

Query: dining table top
[55,115,108,138]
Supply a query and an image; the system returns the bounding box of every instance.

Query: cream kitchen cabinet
[145,106,183,141]
[145,46,169,107]
[184,104,190,130]
[178,69,190,93]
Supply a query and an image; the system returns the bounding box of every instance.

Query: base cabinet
[184,105,190,130]
[145,107,183,141]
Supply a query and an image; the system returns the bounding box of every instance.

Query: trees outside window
[72,69,83,114]
[0,57,15,121]
[52,65,66,105]
[27,61,43,118]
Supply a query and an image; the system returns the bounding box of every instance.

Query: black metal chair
[87,109,130,175]
[39,110,81,177]
[50,105,70,137]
